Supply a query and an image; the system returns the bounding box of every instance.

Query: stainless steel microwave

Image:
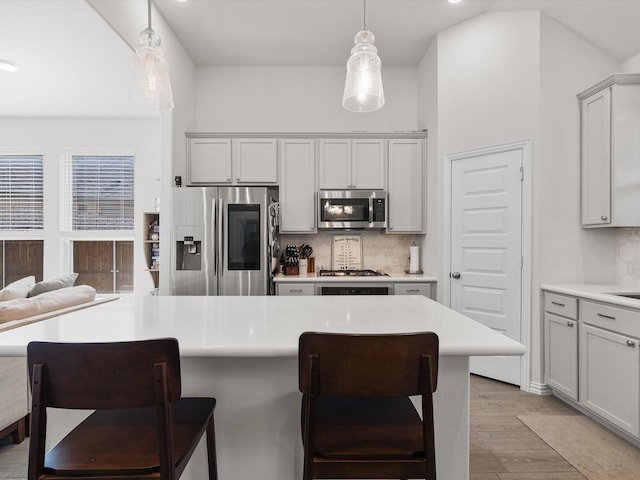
[318,190,387,229]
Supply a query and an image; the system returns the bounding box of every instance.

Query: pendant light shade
[128,1,174,111]
[342,1,384,113]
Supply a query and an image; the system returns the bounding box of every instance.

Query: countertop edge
[541,283,640,309]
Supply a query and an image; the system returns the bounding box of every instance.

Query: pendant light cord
[363,0,367,30]
[147,0,152,31]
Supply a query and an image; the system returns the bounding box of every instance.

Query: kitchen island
[0,295,524,480]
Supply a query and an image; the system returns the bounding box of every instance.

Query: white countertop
[0,295,523,358]
[541,283,640,309]
[274,272,438,283]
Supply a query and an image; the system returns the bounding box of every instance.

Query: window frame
[59,148,136,235]
[0,149,45,237]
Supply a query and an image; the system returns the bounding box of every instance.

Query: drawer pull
[597,313,616,320]
[626,340,636,347]
[406,289,420,293]
[566,321,574,327]
[551,301,565,307]
[290,289,303,293]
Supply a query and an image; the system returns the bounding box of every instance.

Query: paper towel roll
[409,245,420,273]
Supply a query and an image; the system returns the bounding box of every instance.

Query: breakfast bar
[0,294,525,480]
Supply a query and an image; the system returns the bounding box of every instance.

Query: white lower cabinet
[544,293,579,401]
[544,312,579,401]
[276,283,315,296]
[579,323,640,437]
[543,290,640,442]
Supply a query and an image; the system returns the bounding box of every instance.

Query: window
[1,240,44,287]
[61,155,134,231]
[0,154,44,231]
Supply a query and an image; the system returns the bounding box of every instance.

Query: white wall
[194,66,417,133]
[533,13,619,383]
[0,117,161,294]
[621,53,640,72]
[417,40,439,290]
[422,9,622,387]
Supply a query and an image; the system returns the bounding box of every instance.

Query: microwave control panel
[373,198,386,222]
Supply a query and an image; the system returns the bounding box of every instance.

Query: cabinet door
[544,312,578,401]
[387,139,425,233]
[233,138,278,183]
[318,139,351,189]
[579,323,640,437]
[581,88,611,226]
[352,139,386,189]
[279,139,316,233]
[188,138,232,185]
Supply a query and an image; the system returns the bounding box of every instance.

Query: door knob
[451,272,461,279]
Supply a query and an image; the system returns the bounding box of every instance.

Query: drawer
[544,292,578,319]
[276,283,314,296]
[394,283,432,298]
[581,300,640,338]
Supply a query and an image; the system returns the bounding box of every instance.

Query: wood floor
[470,374,587,480]
[0,374,621,479]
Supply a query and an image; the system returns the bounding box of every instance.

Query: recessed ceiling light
[448,0,463,4]
[0,59,20,73]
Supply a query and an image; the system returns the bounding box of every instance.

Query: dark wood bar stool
[298,331,439,480]
[27,338,217,480]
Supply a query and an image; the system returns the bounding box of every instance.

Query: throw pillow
[0,276,36,301]
[28,273,79,298]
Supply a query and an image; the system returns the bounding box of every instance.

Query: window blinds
[61,155,134,231]
[0,155,44,230]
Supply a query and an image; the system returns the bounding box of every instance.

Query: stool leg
[206,415,218,480]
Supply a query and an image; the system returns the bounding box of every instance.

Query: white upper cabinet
[233,138,278,184]
[387,138,425,233]
[187,136,277,185]
[318,139,386,190]
[279,139,316,233]
[187,138,233,185]
[579,74,640,227]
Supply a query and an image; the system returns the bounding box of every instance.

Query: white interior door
[450,146,523,385]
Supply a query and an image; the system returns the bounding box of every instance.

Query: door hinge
[520,256,524,269]
[520,166,524,182]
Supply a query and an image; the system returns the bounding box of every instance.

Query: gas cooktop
[318,269,388,277]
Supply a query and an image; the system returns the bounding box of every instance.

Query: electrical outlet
[391,258,400,266]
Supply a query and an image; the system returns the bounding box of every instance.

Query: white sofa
[0,283,116,444]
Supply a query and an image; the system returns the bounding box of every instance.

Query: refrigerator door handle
[218,198,224,279]
[211,197,217,277]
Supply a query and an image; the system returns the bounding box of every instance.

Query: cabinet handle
[290,289,303,293]
[600,215,608,221]
[597,313,616,320]
[551,301,565,307]
[566,321,574,327]
[406,289,420,293]
[626,340,636,347]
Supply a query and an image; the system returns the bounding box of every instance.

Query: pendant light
[128,0,174,110]
[342,0,384,113]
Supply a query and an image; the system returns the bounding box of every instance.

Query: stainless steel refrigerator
[170,186,279,295]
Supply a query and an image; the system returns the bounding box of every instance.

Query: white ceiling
[2,0,640,117]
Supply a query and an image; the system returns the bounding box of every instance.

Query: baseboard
[528,381,552,396]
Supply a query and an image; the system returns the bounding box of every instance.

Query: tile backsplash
[617,228,640,288]
[280,232,417,274]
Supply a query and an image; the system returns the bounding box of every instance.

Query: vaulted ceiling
[2,0,640,117]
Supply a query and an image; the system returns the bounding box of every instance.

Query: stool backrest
[298,332,439,397]
[27,338,181,409]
